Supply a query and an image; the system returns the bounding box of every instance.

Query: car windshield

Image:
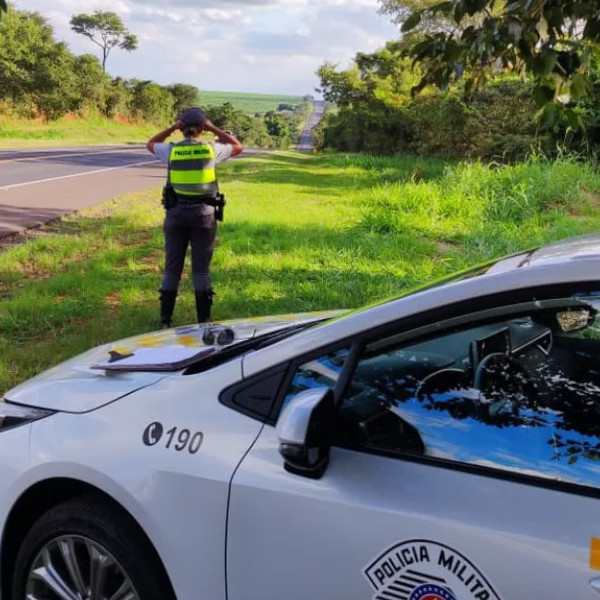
[352,248,535,316]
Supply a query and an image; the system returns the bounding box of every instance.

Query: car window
[336,296,600,490]
[283,347,350,409]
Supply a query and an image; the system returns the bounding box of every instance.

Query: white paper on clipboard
[91,346,216,371]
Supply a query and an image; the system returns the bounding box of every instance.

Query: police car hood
[3,310,345,413]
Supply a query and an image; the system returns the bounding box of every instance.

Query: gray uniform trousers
[161,203,216,293]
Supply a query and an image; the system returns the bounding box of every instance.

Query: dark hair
[183,125,201,138]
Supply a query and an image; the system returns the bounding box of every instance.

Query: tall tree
[70,11,137,72]
[401,0,600,128]
[0,7,77,115]
[0,1,6,20]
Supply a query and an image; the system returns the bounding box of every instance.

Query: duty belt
[175,193,226,221]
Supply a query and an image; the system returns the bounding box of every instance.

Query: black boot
[195,289,214,324]
[159,289,177,329]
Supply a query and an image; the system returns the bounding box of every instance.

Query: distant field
[197,90,310,114]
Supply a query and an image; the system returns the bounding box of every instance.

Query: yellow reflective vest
[168,141,219,197]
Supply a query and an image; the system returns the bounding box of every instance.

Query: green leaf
[564,108,584,131]
[454,1,467,23]
[570,73,590,100]
[533,84,555,107]
[464,75,477,97]
[465,0,490,16]
[402,11,422,33]
[537,102,558,128]
[532,50,557,75]
[431,1,454,14]
[568,455,578,465]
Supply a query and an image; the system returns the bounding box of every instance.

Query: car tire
[12,494,173,600]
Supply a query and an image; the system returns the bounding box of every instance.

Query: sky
[19,0,400,97]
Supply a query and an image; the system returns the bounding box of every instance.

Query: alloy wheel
[25,535,139,600]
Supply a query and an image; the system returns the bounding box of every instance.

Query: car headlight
[0,402,54,432]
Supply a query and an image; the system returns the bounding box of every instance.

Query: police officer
[146,107,243,328]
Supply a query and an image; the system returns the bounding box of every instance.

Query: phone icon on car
[143,422,164,446]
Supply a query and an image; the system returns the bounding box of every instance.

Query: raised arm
[202,120,243,157]
[146,121,182,154]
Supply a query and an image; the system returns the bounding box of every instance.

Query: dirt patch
[0,226,55,254]
[134,252,163,273]
[581,186,600,209]
[115,114,135,126]
[436,241,462,253]
[105,292,122,318]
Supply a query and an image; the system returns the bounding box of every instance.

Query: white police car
[4,234,600,600]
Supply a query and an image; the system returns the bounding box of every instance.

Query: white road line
[0,148,145,164]
[0,159,158,191]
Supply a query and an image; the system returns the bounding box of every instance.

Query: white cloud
[47,0,132,14]
[202,8,245,21]
[137,7,184,23]
[191,50,211,64]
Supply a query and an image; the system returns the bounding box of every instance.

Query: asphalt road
[298,100,325,152]
[0,145,164,239]
[0,146,156,189]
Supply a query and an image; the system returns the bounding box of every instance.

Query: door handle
[590,578,600,594]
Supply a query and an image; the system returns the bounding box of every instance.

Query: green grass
[0,114,156,148]
[2,151,600,394]
[197,90,308,114]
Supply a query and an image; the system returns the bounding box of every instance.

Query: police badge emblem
[364,540,502,600]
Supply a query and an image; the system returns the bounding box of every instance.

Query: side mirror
[276,387,334,479]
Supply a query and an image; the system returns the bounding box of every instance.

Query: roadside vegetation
[2,151,600,394]
[315,3,600,162]
[316,48,600,162]
[0,114,156,147]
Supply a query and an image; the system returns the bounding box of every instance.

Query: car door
[227,289,600,600]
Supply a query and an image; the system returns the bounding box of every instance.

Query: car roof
[486,233,600,274]
[243,234,600,377]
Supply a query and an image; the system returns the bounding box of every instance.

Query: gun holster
[213,193,226,222]
[161,183,177,211]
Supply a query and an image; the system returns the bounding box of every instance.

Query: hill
[197,91,310,114]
